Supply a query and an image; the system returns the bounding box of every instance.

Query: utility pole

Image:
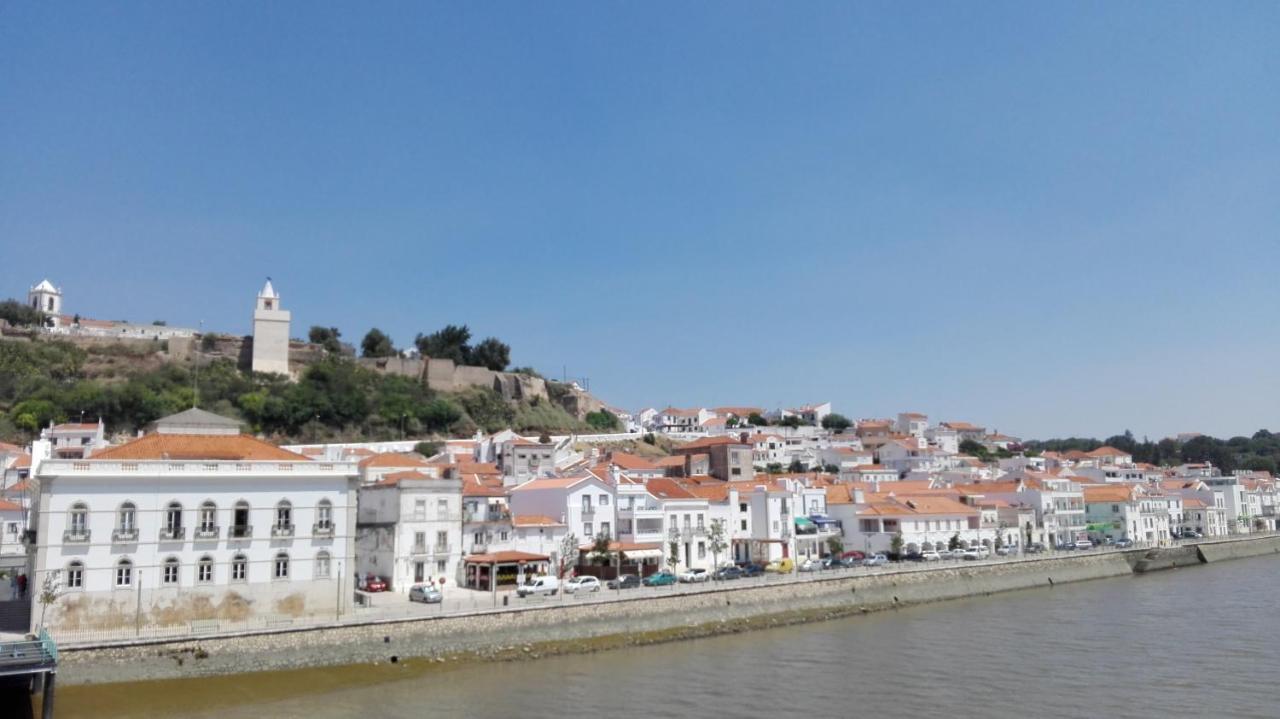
[134,569,143,636]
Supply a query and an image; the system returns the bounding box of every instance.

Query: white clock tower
[251,278,291,375]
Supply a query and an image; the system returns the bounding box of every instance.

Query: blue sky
[2,3,1278,439]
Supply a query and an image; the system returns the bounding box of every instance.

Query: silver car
[409,584,443,603]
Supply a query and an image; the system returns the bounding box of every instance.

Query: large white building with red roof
[30,408,359,637]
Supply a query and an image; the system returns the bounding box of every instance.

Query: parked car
[678,568,710,583]
[920,550,942,562]
[821,556,854,570]
[961,548,982,561]
[902,552,925,562]
[607,574,641,590]
[797,559,820,572]
[1181,530,1204,539]
[564,576,601,594]
[408,584,442,603]
[739,563,765,577]
[359,574,389,592]
[516,576,560,597]
[713,565,744,580]
[862,553,889,567]
[764,559,795,574]
[644,571,677,586]
[1073,540,1093,550]
[840,550,867,561]
[995,545,1013,556]
[1026,543,1046,554]
[1113,538,1134,548]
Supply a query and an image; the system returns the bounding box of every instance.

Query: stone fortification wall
[1196,535,1280,563]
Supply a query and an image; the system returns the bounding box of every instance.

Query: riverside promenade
[51,534,1280,686]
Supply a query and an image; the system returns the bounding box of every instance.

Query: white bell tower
[28,279,63,324]
[251,278,291,375]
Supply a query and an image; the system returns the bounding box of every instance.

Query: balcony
[434,544,452,555]
[312,522,334,537]
[158,527,186,541]
[581,507,596,519]
[195,526,220,540]
[111,528,139,543]
[63,529,91,543]
[462,509,510,524]
[271,524,295,538]
[230,524,253,539]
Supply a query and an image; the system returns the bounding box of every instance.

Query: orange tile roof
[861,494,978,517]
[1082,484,1138,503]
[653,456,685,468]
[513,514,564,527]
[1087,446,1131,457]
[509,475,595,491]
[13,455,31,469]
[683,484,731,501]
[607,452,659,471]
[375,470,431,486]
[646,478,698,499]
[464,550,549,564]
[91,434,309,461]
[0,499,21,512]
[675,436,746,451]
[359,452,430,469]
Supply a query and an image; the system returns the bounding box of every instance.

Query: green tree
[787,459,808,473]
[360,328,395,358]
[415,324,472,364]
[557,533,579,578]
[779,415,803,428]
[585,410,620,432]
[821,413,852,432]
[826,536,844,557]
[960,439,991,460]
[748,412,769,426]
[308,326,344,354]
[590,535,612,566]
[667,538,681,571]
[707,519,728,572]
[890,532,904,557]
[0,299,45,327]
[765,463,784,474]
[642,433,656,445]
[469,337,510,371]
[726,416,739,428]
[948,532,961,550]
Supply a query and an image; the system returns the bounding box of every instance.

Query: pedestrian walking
[17,573,27,599]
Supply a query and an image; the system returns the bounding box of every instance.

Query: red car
[360,574,389,592]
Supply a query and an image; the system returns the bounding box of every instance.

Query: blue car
[643,571,677,586]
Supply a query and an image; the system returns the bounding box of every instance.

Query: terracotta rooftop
[91,434,309,461]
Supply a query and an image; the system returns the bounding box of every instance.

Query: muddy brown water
[56,554,1280,718]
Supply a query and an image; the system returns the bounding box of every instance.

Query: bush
[414,440,443,457]
[585,410,620,432]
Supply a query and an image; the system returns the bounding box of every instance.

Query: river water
[61,555,1280,719]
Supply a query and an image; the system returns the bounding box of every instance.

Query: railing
[271,524,295,538]
[313,523,334,537]
[112,528,139,542]
[195,526,220,540]
[159,527,186,541]
[38,459,358,476]
[230,525,253,539]
[412,544,428,555]
[63,529,91,543]
[581,508,596,519]
[0,630,58,671]
[434,544,452,555]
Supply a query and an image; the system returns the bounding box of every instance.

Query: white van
[516,576,560,597]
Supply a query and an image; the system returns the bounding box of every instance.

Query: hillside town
[0,398,1270,642]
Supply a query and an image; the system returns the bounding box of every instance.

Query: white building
[508,473,617,547]
[28,279,63,321]
[355,473,462,591]
[251,279,291,376]
[31,408,358,636]
[41,419,108,459]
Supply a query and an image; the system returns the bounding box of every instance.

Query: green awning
[794,517,815,528]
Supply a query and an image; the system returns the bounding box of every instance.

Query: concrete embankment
[1196,535,1280,562]
[57,552,1134,686]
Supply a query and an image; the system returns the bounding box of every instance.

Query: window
[740,503,748,513]
[315,551,331,579]
[67,561,84,590]
[275,500,292,528]
[118,502,136,531]
[582,496,593,511]
[414,532,426,552]
[499,530,508,541]
[437,499,449,517]
[584,523,593,538]
[436,530,448,548]
[274,552,290,580]
[199,501,217,532]
[414,499,427,520]
[436,559,446,573]
[163,557,180,585]
[683,514,691,528]
[731,467,742,476]
[599,494,610,506]
[69,502,89,535]
[233,501,251,537]
[316,499,333,530]
[164,501,183,538]
[697,542,706,559]
[232,554,247,581]
[697,514,704,529]
[740,519,748,531]
[601,522,611,538]
[198,556,214,583]
[116,558,133,587]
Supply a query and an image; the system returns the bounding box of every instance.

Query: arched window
[163,501,183,539]
[315,550,331,579]
[162,556,180,585]
[66,561,84,590]
[232,501,251,538]
[275,500,292,529]
[197,555,214,583]
[274,552,290,580]
[231,553,248,582]
[115,558,133,587]
[118,502,136,532]
[316,499,333,532]
[67,502,89,541]
[198,501,218,537]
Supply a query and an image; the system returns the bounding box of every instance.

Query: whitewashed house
[355,473,463,591]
